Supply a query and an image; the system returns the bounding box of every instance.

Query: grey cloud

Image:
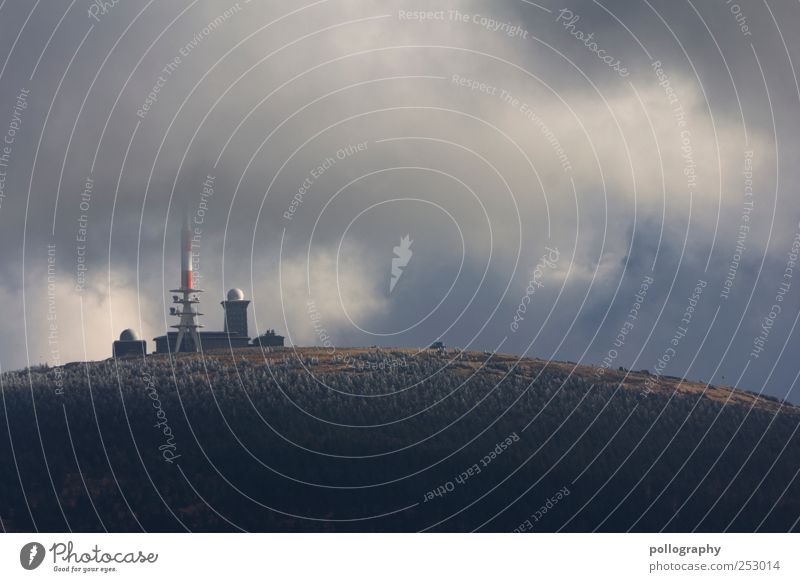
[0,0,798,402]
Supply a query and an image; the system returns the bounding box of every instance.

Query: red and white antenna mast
[170,210,203,352]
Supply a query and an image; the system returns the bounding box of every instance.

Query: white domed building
[221,288,250,337]
[113,329,147,359]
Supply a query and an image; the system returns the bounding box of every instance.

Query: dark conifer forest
[1,348,798,532]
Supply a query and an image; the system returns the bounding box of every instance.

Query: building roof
[119,329,140,341]
[227,288,245,301]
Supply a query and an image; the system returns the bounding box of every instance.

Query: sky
[0,0,799,402]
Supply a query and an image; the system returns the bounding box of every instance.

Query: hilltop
[146,346,795,414]
[1,348,798,532]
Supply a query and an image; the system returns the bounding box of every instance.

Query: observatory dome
[227,288,245,301]
[120,329,139,341]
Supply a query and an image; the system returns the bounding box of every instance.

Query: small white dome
[227,288,245,301]
[120,329,139,341]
